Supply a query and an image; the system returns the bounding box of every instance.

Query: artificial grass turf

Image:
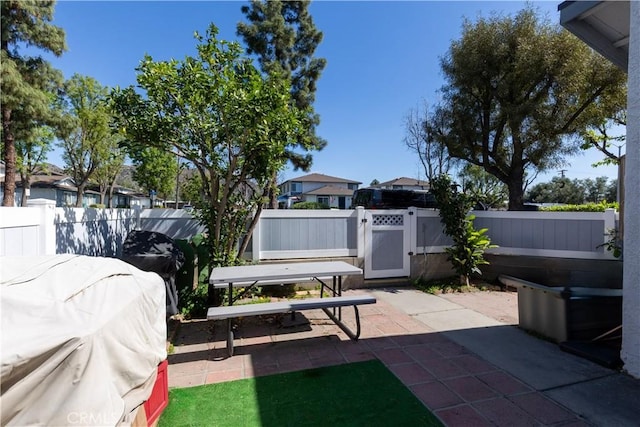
[159,359,442,427]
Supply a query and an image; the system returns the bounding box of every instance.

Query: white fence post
[252,213,262,262]
[603,208,617,259]
[27,198,57,255]
[356,206,365,259]
[408,207,417,255]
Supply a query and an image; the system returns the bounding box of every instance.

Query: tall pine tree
[238,0,326,207]
[1,0,66,206]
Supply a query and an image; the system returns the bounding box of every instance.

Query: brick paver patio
[167,291,587,426]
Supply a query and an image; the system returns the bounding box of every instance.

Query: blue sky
[46,0,622,187]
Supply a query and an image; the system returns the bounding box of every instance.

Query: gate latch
[408,251,414,256]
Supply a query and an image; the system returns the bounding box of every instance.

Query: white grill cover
[0,255,167,426]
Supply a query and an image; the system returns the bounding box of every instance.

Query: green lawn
[159,359,442,427]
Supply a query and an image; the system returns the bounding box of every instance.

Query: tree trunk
[507,174,525,210]
[108,183,116,208]
[267,171,278,209]
[2,106,16,207]
[76,183,85,207]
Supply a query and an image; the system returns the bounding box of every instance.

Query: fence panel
[55,207,140,257]
[138,209,205,240]
[0,207,46,256]
[414,209,615,260]
[256,209,357,259]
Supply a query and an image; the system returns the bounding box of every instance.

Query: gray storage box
[499,275,622,343]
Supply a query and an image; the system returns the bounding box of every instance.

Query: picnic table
[208,261,375,355]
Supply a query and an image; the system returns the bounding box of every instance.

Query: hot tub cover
[0,255,167,426]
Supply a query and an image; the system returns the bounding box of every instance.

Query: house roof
[14,174,74,188]
[284,173,361,185]
[304,185,356,196]
[375,177,431,188]
[559,1,630,71]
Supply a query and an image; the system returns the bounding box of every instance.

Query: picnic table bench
[207,261,374,356]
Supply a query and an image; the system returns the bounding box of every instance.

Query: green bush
[174,234,213,318]
[431,174,497,286]
[539,201,618,212]
[291,201,330,209]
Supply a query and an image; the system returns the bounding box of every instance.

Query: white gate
[363,209,412,279]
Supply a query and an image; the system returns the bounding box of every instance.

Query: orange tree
[110,25,313,268]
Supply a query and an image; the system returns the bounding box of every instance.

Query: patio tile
[205,369,243,384]
[343,350,376,363]
[205,355,245,372]
[278,358,314,373]
[450,354,497,375]
[389,362,435,385]
[435,404,492,426]
[171,342,210,354]
[306,344,340,360]
[364,335,399,350]
[431,341,470,357]
[391,333,433,347]
[404,344,441,362]
[167,359,207,376]
[422,357,467,379]
[375,348,413,366]
[375,321,412,335]
[410,381,464,410]
[443,376,499,402]
[476,371,533,396]
[509,392,577,425]
[168,372,206,389]
[473,397,539,426]
[239,334,272,346]
[365,313,391,325]
[250,363,281,378]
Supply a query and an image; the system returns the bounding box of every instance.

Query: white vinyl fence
[0,199,618,262]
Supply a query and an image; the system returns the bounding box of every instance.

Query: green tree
[604,179,618,203]
[16,125,55,206]
[238,0,327,207]
[92,133,125,207]
[434,7,627,210]
[527,177,586,204]
[458,163,508,209]
[404,100,455,184]
[583,176,610,203]
[1,0,66,206]
[57,74,112,207]
[127,147,177,201]
[110,25,311,267]
[527,176,614,204]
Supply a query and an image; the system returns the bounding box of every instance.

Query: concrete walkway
[167,287,640,426]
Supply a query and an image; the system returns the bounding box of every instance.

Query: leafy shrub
[540,201,618,212]
[431,174,497,286]
[292,201,330,209]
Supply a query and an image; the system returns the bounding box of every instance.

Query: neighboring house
[24,174,100,207]
[278,173,361,209]
[1,172,150,208]
[373,177,431,191]
[560,0,639,378]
